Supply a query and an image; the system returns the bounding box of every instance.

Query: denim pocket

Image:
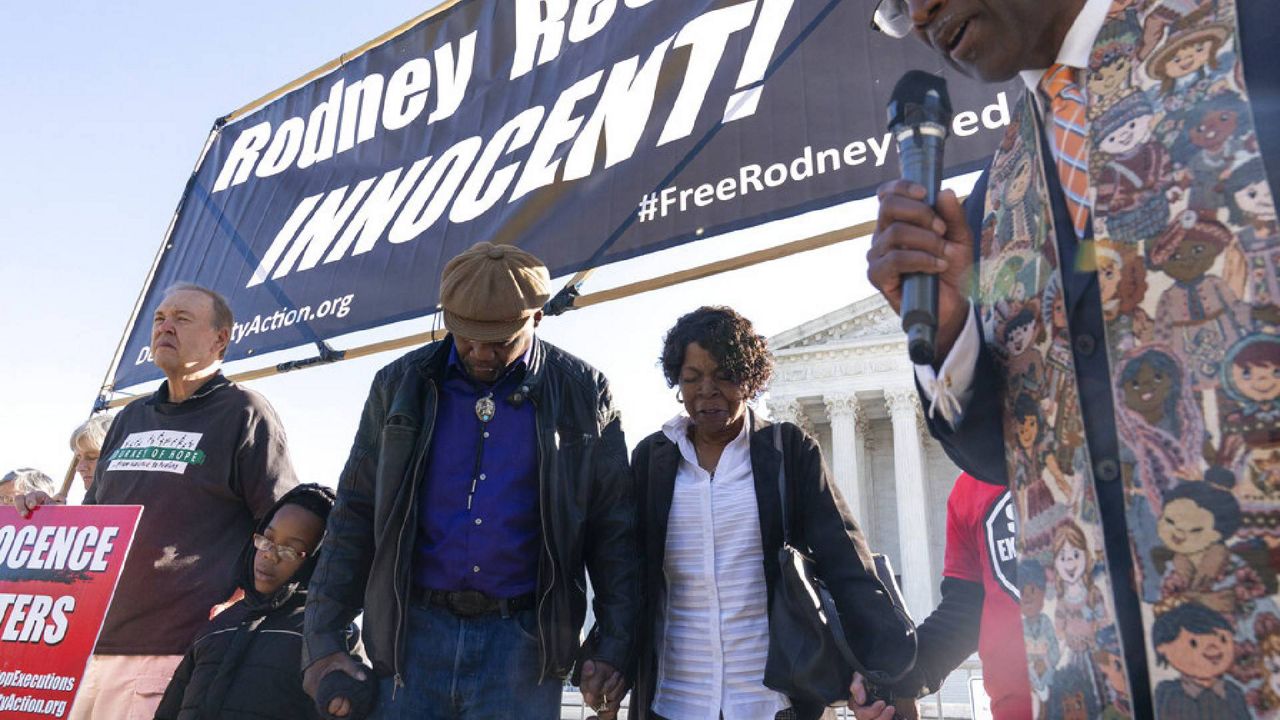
[513,608,540,644]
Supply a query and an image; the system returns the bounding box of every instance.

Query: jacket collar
[660,412,752,464]
[416,334,549,398]
[236,484,333,615]
[391,335,549,428]
[241,578,306,616]
[645,409,785,565]
[642,428,682,580]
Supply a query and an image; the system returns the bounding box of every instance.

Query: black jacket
[629,413,915,720]
[156,484,352,720]
[303,336,639,685]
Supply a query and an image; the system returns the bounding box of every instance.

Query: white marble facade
[766,294,963,621]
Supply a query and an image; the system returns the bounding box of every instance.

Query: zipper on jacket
[532,395,558,683]
[391,380,436,688]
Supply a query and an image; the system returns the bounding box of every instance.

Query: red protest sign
[0,505,142,719]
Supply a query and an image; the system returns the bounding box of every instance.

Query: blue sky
[0,1,974,497]
[1,1,444,493]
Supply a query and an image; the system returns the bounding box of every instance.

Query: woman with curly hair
[625,306,913,720]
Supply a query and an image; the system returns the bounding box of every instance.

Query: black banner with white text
[114,0,1018,388]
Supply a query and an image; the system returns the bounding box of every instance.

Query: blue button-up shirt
[413,344,540,597]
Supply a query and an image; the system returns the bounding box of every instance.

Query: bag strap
[819,561,921,681]
[774,421,919,687]
[773,422,793,546]
[820,587,861,666]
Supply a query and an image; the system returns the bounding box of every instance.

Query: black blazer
[629,411,914,720]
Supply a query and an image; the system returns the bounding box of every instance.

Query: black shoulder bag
[763,422,918,709]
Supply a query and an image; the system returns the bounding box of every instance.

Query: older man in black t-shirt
[18,283,297,720]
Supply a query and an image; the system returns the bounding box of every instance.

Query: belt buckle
[449,590,490,618]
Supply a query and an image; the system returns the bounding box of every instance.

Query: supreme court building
[765,294,965,620]
[765,295,988,717]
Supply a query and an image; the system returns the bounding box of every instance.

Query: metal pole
[95,127,221,407]
[103,213,886,404]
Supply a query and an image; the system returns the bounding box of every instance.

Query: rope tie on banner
[275,340,347,374]
[543,270,593,317]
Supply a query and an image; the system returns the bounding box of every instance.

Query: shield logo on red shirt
[984,491,1020,600]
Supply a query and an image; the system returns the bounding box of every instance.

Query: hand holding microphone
[867,71,973,366]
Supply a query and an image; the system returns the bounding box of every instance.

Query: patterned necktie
[1039,64,1091,242]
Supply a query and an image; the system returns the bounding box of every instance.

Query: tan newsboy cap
[440,242,551,342]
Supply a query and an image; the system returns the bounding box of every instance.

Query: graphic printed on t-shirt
[984,491,1019,601]
[106,431,206,474]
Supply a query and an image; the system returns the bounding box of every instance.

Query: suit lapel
[645,436,680,574]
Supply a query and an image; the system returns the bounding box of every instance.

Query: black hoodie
[155,484,356,720]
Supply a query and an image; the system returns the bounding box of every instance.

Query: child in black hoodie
[155,483,356,720]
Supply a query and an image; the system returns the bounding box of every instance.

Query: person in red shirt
[852,472,1033,720]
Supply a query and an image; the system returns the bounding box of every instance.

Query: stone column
[885,388,934,618]
[856,402,875,538]
[824,394,865,528]
[767,397,815,436]
[766,396,800,426]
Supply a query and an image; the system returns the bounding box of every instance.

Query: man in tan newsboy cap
[437,242,551,382]
[305,242,638,720]
[439,242,550,342]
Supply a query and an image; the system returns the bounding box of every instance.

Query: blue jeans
[371,603,562,719]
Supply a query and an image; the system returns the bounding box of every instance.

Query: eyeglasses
[252,533,308,563]
[871,0,913,39]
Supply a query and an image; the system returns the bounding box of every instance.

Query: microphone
[887,70,952,366]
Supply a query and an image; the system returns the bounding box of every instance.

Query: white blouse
[652,414,789,720]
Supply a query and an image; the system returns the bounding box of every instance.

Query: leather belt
[411,588,536,618]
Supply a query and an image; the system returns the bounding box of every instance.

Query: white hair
[70,414,114,454]
[1,468,57,495]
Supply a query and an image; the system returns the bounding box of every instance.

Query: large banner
[113,0,1019,389]
[0,506,142,719]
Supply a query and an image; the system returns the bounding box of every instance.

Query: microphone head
[887,70,953,131]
